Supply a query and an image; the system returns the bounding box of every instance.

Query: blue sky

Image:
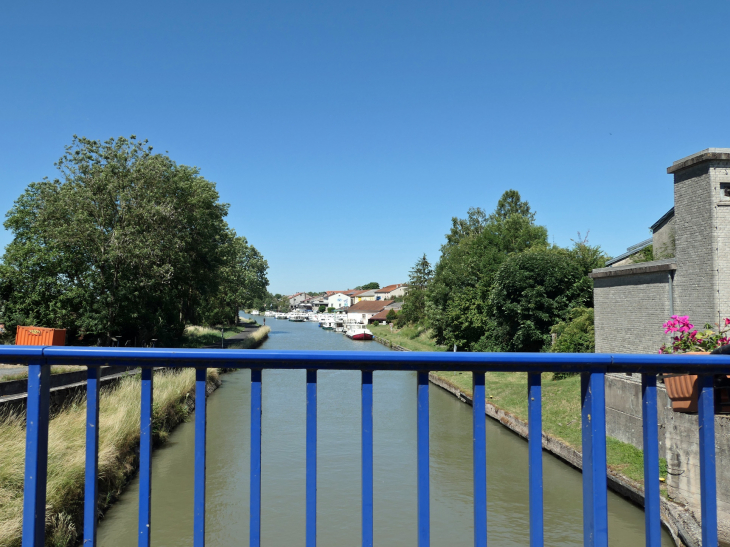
[1,1,728,295]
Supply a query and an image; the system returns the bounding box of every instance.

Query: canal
[97,315,673,546]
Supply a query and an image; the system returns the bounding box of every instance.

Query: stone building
[591,148,730,542]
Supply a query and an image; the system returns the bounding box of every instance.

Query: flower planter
[663,352,730,413]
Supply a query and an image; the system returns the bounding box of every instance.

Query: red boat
[346,328,374,340]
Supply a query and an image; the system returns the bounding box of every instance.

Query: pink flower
[725,318,730,326]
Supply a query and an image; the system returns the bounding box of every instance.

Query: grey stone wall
[591,264,674,354]
[673,163,717,328]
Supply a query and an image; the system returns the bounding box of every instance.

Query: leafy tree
[427,190,548,349]
[0,135,266,344]
[318,305,326,313]
[386,309,398,323]
[355,282,379,290]
[474,248,591,352]
[396,254,432,326]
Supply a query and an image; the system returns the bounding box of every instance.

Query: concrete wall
[605,373,668,454]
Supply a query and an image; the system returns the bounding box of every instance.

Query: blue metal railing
[9,346,729,547]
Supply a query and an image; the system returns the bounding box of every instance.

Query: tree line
[0,136,269,346]
[397,190,606,352]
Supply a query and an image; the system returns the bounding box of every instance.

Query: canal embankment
[0,368,221,547]
[368,323,701,547]
[0,323,271,547]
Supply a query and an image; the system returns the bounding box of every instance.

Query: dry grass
[0,366,86,383]
[0,368,220,547]
[227,326,270,349]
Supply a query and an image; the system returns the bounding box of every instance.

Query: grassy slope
[369,323,666,486]
[0,369,220,547]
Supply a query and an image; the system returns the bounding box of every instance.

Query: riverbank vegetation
[0,135,269,347]
[433,371,667,485]
[396,190,605,353]
[368,323,445,352]
[0,368,219,547]
[0,365,84,383]
[182,323,270,349]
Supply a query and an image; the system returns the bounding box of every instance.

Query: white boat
[346,328,374,341]
[250,310,260,315]
[289,314,306,322]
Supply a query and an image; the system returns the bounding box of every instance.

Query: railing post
[22,360,50,547]
[641,374,661,547]
[528,372,543,547]
[138,367,153,547]
[698,374,717,547]
[84,366,101,547]
[581,371,608,547]
[250,369,263,547]
[362,370,374,547]
[306,369,317,547]
[417,371,430,547]
[194,368,207,547]
[472,371,487,547]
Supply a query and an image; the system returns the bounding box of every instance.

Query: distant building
[375,283,407,300]
[288,292,309,307]
[346,300,393,325]
[326,292,351,310]
[354,289,377,302]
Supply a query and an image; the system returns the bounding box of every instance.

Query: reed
[0,368,220,547]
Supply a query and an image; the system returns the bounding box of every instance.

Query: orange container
[15,326,66,346]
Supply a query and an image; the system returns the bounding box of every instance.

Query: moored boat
[345,328,374,341]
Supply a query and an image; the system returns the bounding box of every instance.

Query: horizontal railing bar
[4,347,729,374]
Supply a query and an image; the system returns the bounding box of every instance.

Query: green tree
[427,190,548,349]
[475,248,591,352]
[396,254,432,326]
[318,305,326,313]
[386,309,398,323]
[355,282,379,290]
[0,135,265,344]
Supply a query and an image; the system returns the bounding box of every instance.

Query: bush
[373,321,379,326]
[386,309,398,323]
[550,307,595,354]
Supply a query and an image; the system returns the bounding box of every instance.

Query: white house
[326,292,351,310]
[288,292,309,307]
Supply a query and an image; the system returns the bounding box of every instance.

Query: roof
[384,301,404,310]
[605,238,652,266]
[356,289,377,297]
[342,289,367,297]
[667,148,730,174]
[289,292,306,298]
[375,283,405,293]
[649,207,674,233]
[346,300,393,313]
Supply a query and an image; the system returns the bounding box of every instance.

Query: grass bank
[181,322,256,348]
[227,325,271,349]
[368,323,446,352]
[0,368,220,547]
[369,323,665,486]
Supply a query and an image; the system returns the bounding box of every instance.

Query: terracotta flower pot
[663,351,709,413]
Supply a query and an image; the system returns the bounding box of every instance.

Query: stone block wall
[591,263,675,354]
[673,163,717,328]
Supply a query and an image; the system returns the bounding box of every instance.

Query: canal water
[97,315,673,546]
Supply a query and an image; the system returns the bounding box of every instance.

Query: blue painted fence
[10,346,729,547]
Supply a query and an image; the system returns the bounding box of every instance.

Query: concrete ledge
[668,148,730,174]
[590,259,677,279]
